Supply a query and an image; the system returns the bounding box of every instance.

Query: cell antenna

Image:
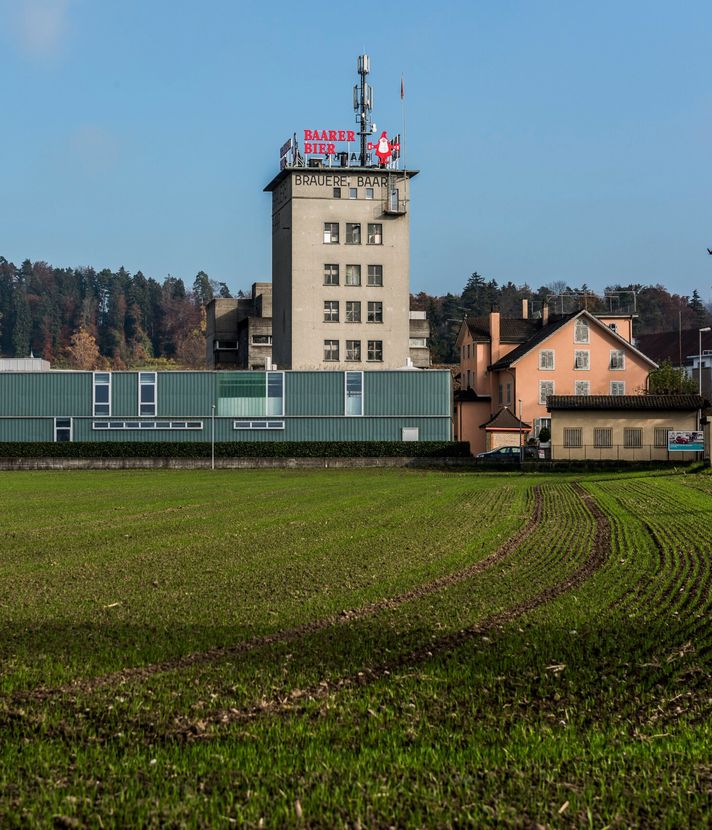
[354,54,373,166]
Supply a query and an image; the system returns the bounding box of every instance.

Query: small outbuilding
[547,394,708,461]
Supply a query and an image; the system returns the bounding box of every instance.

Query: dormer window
[574,318,589,344]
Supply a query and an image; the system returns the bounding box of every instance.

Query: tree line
[413,273,712,364]
[0,258,232,369]
[1,256,710,369]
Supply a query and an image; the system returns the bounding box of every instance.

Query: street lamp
[699,327,711,396]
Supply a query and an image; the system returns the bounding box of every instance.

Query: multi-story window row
[323,223,383,245]
[323,263,384,286]
[324,340,383,362]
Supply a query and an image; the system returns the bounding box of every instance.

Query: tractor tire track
[170,481,611,740]
[10,486,543,703]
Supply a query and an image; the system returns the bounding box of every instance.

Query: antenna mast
[354,54,373,166]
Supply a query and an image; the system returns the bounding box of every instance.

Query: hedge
[0,441,470,459]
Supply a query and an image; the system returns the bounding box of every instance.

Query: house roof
[547,394,707,412]
[454,388,491,402]
[635,329,712,366]
[488,309,658,372]
[480,406,532,430]
[488,313,577,371]
[464,316,542,343]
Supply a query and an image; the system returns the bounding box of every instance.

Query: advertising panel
[667,430,704,451]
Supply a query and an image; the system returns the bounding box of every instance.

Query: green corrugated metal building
[0,369,452,443]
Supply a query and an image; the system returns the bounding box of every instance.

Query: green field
[1,468,710,828]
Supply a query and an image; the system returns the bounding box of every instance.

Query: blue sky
[1,0,711,300]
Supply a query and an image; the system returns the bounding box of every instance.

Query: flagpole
[401,74,406,171]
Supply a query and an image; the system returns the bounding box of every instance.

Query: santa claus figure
[374,132,392,166]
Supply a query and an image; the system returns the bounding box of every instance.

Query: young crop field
[0,468,710,828]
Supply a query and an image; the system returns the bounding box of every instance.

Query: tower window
[345,265,361,286]
[324,264,339,285]
[367,301,383,323]
[346,301,361,323]
[323,223,339,244]
[346,223,361,244]
[324,301,339,323]
[367,340,383,362]
[367,265,383,286]
[367,223,382,244]
[324,340,339,361]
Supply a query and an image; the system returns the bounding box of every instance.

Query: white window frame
[367,301,383,323]
[345,222,361,244]
[610,381,625,396]
[367,264,383,286]
[574,350,590,370]
[539,380,555,405]
[345,264,361,286]
[324,300,339,323]
[365,187,374,200]
[323,222,339,244]
[344,370,364,417]
[92,420,203,430]
[138,372,157,417]
[574,318,590,344]
[345,301,361,323]
[575,380,590,396]
[409,337,427,348]
[610,350,625,370]
[539,350,555,370]
[367,223,382,244]
[266,371,285,417]
[324,264,339,285]
[324,340,339,361]
[367,340,383,362]
[93,371,111,417]
[345,340,361,361]
[54,417,73,442]
[233,420,285,430]
[251,334,272,345]
[402,427,419,442]
[349,187,357,199]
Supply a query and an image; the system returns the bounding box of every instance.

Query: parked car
[475,446,536,462]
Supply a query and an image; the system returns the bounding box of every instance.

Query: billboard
[667,430,704,451]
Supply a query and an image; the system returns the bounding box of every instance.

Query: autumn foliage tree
[67,327,102,369]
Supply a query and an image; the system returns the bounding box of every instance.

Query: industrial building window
[654,427,669,447]
[367,301,383,323]
[345,265,361,286]
[138,372,157,416]
[594,428,612,448]
[367,340,383,362]
[365,187,374,199]
[251,334,272,345]
[346,223,361,244]
[323,223,339,244]
[324,340,339,361]
[539,350,554,370]
[564,428,582,448]
[345,301,361,323]
[93,372,111,416]
[610,381,625,395]
[346,340,361,361]
[217,372,284,417]
[324,264,339,285]
[93,421,203,430]
[324,300,339,322]
[367,265,383,286]
[55,417,72,442]
[402,427,419,442]
[214,340,237,350]
[234,420,284,431]
[624,428,643,448]
[574,318,589,343]
[409,338,427,348]
[333,187,341,198]
[574,350,590,370]
[367,223,382,244]
[610,350,625,370]
[345,371,363,415]
[575,380,590,396]
[349,187,357,199]
[539,380,555,405]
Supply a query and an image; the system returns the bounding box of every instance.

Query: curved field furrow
[168,481,610,739]
[10,485,544,704]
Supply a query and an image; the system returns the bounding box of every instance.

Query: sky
[1,0,711,301]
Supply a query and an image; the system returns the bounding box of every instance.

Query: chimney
[521,298,528,319]
[541,303,549,326]
[489,309,501,363]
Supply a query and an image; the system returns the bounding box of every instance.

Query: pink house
[454,305,657,454]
